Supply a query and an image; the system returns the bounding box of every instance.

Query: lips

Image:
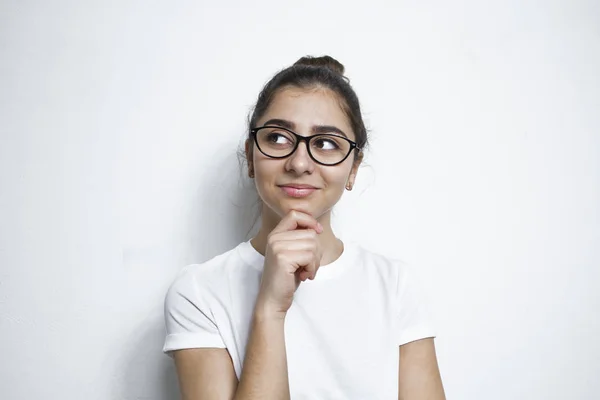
[279,184,317,189]
[279,184,319,198]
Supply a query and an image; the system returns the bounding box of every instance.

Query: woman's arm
[173,309,290,400]
[234,309,290,399]
[398,338,446,400]
[174,348,238,400]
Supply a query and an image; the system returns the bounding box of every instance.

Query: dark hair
[247,55,369,160]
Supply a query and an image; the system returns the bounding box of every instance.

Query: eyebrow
[262,118,348,138]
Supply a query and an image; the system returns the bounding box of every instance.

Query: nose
[285,140,315,174]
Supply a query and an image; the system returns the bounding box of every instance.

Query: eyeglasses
[250,125,360,166]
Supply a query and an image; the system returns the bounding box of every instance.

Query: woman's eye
[268,133,290,144]
[314,138,339,150]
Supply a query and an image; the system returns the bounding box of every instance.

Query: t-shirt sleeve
[395,262,437,346]
[162,267,226,357]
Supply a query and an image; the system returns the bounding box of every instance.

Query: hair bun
[293,55,345,76]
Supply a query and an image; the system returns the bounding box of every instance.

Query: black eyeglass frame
[250,125,361,166]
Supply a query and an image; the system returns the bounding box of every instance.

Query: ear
[346,151,364,190]
[245,139,254,178]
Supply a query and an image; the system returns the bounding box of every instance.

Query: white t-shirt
[163,239,436,399]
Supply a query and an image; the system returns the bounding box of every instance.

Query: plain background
[1,0,599,399]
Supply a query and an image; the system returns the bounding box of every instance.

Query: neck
[250,205,344,266]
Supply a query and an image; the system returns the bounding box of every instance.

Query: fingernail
[317,223,323,233]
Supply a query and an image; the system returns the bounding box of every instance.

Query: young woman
[163,56,446,400]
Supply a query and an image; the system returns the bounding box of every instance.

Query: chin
[262,188,332,219]
[284,202,334,221]
[268,199,317,219]
[277,202,311,215]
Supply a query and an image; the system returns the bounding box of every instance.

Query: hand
[255,210,324,318]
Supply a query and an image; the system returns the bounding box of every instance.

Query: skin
[173,86,446,400]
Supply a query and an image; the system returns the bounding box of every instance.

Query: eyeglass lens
[255,127,351,165]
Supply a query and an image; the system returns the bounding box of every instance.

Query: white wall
[1,1,598,399]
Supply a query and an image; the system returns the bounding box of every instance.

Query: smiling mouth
[279,186,318,198]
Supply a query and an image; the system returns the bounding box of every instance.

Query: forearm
[234,309,290,400]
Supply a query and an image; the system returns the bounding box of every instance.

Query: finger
[290,250,318,276]
[310,243,324,280]
[270,210,323,235]
[297,260,317,281]
[270,229,318,244]
[291,238,322,278]
[297,268,312,282]
[271,240,318,256]
[310,256,320,280]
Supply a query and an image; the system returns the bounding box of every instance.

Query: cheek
[252,158,282,197]
[325,160,353,182]
[254,156,278,176]
[321,168,351,190]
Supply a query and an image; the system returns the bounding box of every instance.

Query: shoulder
[352,242,412,284]
[165,243,250,302]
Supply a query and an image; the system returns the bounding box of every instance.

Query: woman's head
[245,56,368,222]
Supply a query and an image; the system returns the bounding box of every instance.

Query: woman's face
[246,86,363,220]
